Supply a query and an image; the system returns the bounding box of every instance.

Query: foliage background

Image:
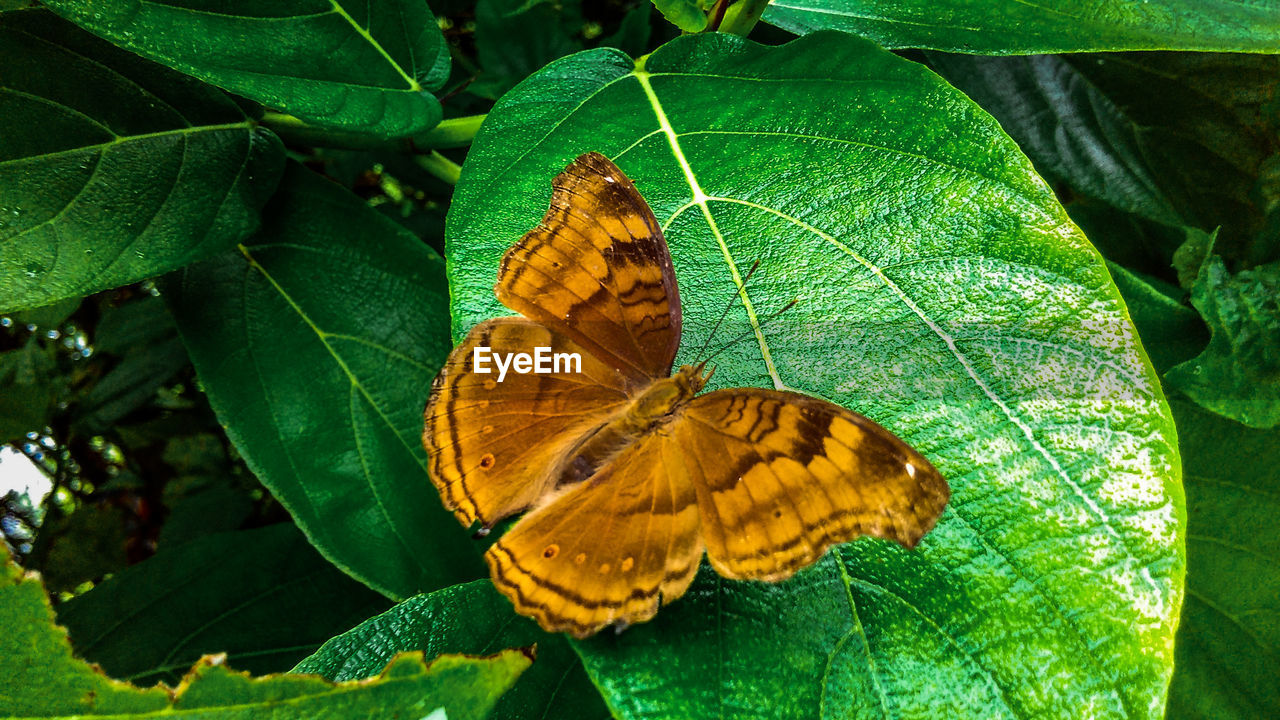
[0,1,1276,718]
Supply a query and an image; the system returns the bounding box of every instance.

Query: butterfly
[423,152,950,637]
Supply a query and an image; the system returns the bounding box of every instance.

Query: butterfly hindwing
[675,388,950,581]
[423,317,631,527]
[495,152,681,384]
[485,431,703,637]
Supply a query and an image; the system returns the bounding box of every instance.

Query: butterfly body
[556,364,706,482]
[425,152,950,637]
[623,364,708,425]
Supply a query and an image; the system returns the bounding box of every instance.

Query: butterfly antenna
[700,298,799,365]
[693,260,761,362]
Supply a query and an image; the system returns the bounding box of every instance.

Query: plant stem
[261,111,387,150]
[259,111,308,131]
[418,115,486,149]
[719,0,770,36]
[416,151,463,186]
[705,0,730,32]
[259,112,486,151]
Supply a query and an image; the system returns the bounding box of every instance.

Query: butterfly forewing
[676,388,950,582]
[495,152,681,384]
[486,431,703,638]
[423,317,631,527]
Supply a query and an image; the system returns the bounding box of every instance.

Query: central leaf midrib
[327,0,421,91]
[633,70,785,390]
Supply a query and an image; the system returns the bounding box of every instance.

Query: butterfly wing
[495,152,681,384]
[675,388,950,582]
[485,431,702,637]
[423,317,631,528]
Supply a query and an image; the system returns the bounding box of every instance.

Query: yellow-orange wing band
[485,431,703,637]
[675,388,950,582]
[423,317,631,528]
[495,152,681,385]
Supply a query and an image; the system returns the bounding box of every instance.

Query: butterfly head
[681,361,715,395]
[693,360,717,389]
[628,364,710,425]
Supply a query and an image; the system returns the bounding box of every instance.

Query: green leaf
[1,548,168,715]
[0,547,530,719]
[12,297,81,330]
[1106,263,1207,375]
[1165,256,1280,429]
[930,52,1280,267]
[0,10,285,315]
[56,523,390,687]
[156,484,254,548]
[151,436,259,548]
[37,504,130,594]
[1163,397,1280,719]
[1066,202,1214,287]
[1172,230,1218,292]
[651,0,707,32]
[600,2,653,58]
[763,0,1280,53]
[41,0,448,137]
[73,297,189,434]
[447,32,1182,718]
[1111,259,1279,718]
[473,0,584,100]
[929,54,1178,228]
[0,380,51,443]
[0,338,57,444]
[166,163,484,600]
[295,580,611,720]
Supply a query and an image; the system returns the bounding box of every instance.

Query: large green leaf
[1165,256,1280,429]
[1164,398,1280,719]
[1113,272,1280,719]
[446,32,1182,718]
[472,0,584,100]
[0,10,284,315]
[56,523,390,687]
[0,547,529,719]
[295,580,611,720]
[930,52,1280,268]
[167,164,484,600]
[41,0,448,137]
[763,0,1280,54]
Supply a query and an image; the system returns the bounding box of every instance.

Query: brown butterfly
[423,152,949,637]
